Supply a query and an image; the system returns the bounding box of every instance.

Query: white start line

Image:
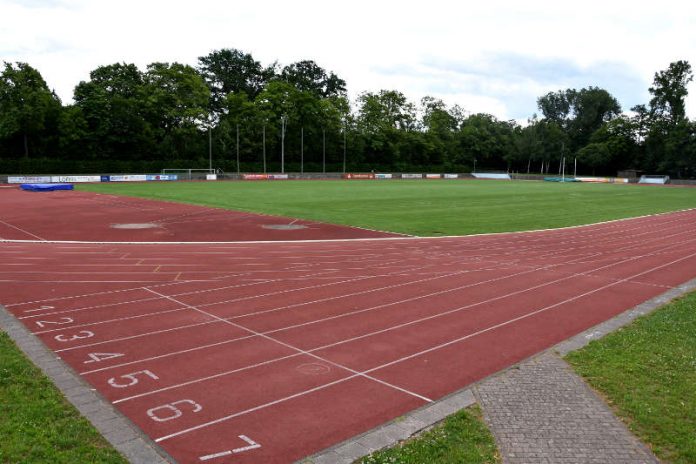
[199,435,261,461]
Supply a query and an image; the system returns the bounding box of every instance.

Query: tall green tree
[73,63,152,158]
[280,60,346,98]
[649,60,693,124]
[0,62,61,157]
[198,48,275,114]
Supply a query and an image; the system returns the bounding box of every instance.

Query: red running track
[1,209,696,463]
[0,187,402,241]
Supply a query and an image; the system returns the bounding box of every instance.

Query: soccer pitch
[79,179,696,237]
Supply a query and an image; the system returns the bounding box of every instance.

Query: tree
[0,62,61,157]
[356,90,416,167]
[280,60,346,98]
[649,60,693,124]
[198,48,274,114]
[537,87,620,153]
[73,63,152,158]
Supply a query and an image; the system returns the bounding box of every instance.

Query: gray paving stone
[476,353,659,464]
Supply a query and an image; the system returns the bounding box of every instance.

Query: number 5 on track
[108,370,159,388]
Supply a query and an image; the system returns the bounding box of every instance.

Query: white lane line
[81,236,696,375]
[141,287,433,404]
[79,266,512,375]
[153,248,696,443]
[113,236,696,403]
[2,207,693,245]
[0,219,46,241]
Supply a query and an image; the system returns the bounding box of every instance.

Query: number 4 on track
[84,352,124,364]
[199,435,261,461]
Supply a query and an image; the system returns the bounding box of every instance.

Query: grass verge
[0,332,127,464]
[358,405,499,464]
[565,290,696,463]
[79,180,696,237]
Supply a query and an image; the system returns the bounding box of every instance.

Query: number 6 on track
[107,370,159,388]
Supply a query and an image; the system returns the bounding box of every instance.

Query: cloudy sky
[2,0,695,121]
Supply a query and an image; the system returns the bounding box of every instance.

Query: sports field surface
[78,179,696,236]
[1,180,695,463]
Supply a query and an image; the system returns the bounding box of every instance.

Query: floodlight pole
[342,121,347,174]
[281,115,287,174]
[236,123,240,175]
[262,124,267,174]
[322,128,326,174]
[301,127,304,175]
[208,126,212,172]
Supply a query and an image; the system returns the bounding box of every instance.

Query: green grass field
[0,333,127,463]
[79,180,696,236]
[566,291,696,463]
[359,406,499,464]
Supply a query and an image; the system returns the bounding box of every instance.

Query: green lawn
[359,406,499,464]
[566,291,696,463]
[79,180,696,236]
[0,332,127,463]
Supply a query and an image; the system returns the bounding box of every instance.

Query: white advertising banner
[50,175,101,183]
[8,176,51,183]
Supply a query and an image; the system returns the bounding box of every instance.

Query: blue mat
[20,183,74,191]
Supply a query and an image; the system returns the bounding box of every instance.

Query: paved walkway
[476,353,659,464]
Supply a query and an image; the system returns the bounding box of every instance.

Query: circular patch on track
[110,223,161,229]
[296,362,331,375]
[262,224,308,230]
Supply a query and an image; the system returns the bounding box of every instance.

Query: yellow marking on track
[175,272,182,281]
[154,265,161,273]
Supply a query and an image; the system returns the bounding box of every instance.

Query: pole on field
[561,156,565,182]
[208,127,212,172]
[574,157,577,178]
[322,128,326,174]
[342,123,347,174]
[236,123,240,174]
[262,124,267,174]
[281,115,287,174]
[301,127,304,175]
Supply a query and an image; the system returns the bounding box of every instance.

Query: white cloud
[1,0,695,119]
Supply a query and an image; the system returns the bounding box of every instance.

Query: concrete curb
[0,304,175,464]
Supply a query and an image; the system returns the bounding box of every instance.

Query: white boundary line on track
[1,208,694,245]
[141,287,434,404]
[109,235,696,404]
[0,219,46,241]
[152,248,696,443]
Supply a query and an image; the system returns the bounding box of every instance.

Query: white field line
[141,287,434,404]
[0,219,46,241]
[0,207,693,245]
[35,266,478,334]
[17,214,690,319]
[36,225,696,353]
[1,212,661,308]
[152,248,696,443]
[79,265,521,375]
[21,262,431,320]
[111,236,696,403]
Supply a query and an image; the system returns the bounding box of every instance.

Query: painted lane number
[54,330,94,342]
[107,369,159,388]
[36,317,74,328]
[199,436,261,461]
[147,399,202,422]
[84,352,124,364]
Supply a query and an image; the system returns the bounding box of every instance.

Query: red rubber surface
[2,188,696,463]
[0,187,401,241]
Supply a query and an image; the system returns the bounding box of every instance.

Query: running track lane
[2,209,696,463]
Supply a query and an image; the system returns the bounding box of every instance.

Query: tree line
[0,49,694,177]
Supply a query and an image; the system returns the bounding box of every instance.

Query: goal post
[161,168,221,181]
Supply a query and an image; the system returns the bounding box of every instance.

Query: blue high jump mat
[20,183,74,191]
